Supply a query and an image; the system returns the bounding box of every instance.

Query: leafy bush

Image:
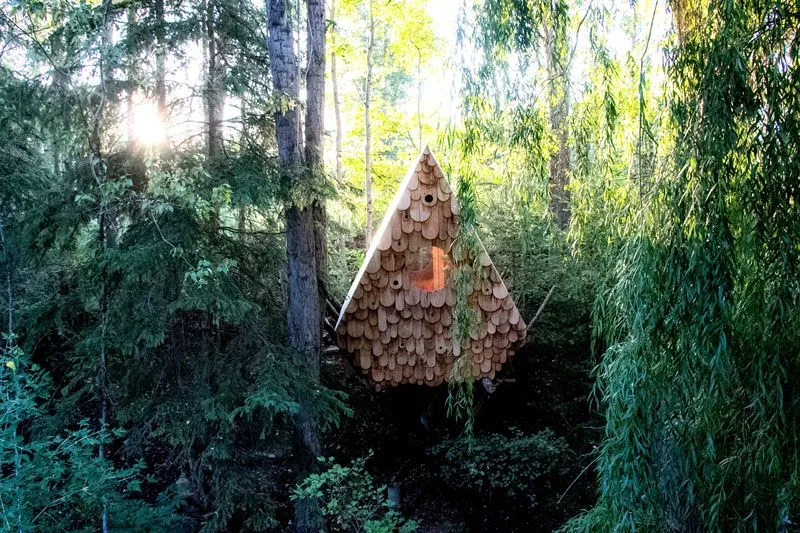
[429,429,573,509]
[1,339,181,532]
[292,456,417,533]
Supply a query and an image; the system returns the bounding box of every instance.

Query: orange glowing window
[408,245,451,292]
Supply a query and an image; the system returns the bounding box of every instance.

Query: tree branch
[525,284,555,334]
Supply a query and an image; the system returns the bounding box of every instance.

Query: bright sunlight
[130,100,166,146]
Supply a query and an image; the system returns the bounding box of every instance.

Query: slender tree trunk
[95,9,114,532]
[304,2,325,223]
[50,29,71,175]
[90,6,114,156]
[544,24,570,229]
[267,0,323,530]
[670,0,704,46]
[0,218,10,344]
[126,5,137,145]
[155,0,167,119]
[1,216,23,533]
[331,0,343,183]
[238,101,249,240]
[306,0,328,308]
[126,5,152,197]
[205,0,224,158]
[416,46,422,149]
[51,137,62,176]
[98,213,109,533]
[364,0,374,249]
[154,0,168,148]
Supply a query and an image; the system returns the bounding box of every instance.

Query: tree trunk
[670,0,705,46]
[306,0,328,296]
[416,46,422,149]
[0,216,24,533]
[364,0,374,249]
[97,8,115,532]
[268,0,301,164]
[205,0,224,158]
[154,0,167,124]
[98,213,109,533]
[305,0,324,169]
[51,135,62,177]
[544,25,570,229]
[331,0,343,184]
[267,0,323,530]
[284,206,322,533]
[126,5,137,146]
[312,200,328,303]
[50,34,70,175]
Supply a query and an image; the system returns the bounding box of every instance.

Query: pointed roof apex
[334,148,527,387]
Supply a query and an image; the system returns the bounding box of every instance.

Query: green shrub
[429,429,573,509]
[292,456,417,533]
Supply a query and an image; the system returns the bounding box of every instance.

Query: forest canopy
[0,0,798,531]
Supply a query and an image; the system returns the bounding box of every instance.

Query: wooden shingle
[335,146,526,387]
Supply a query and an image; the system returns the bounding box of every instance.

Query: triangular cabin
[335,146,526,387]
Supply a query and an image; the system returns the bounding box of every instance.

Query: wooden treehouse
[335,146,526,387]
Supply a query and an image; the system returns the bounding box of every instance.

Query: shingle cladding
[336,147,526,387]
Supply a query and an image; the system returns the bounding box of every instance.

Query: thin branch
[151,214,194,269]
[636,0,661,193]
[525,284,555,334]
[565,0,594,74]
[0,216,12,347]
[0,9,72,81]
[218,226,285,237]
[557,454,599,504]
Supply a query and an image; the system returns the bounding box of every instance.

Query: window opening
[407,245,451,292]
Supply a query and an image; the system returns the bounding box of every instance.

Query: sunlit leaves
[568,1,800,530]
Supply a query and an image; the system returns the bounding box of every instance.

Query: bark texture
[304,0,325,170]
[544,25,571,229]
[205,0,224,158]
[267,0,323,530]
[268,0,301,164]
[306,0,328,294]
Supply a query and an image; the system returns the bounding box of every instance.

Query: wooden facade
[335,147,526,387]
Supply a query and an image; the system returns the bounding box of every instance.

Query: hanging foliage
[568,0,800,530]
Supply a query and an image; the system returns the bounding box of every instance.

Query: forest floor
[317,332,601,532]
